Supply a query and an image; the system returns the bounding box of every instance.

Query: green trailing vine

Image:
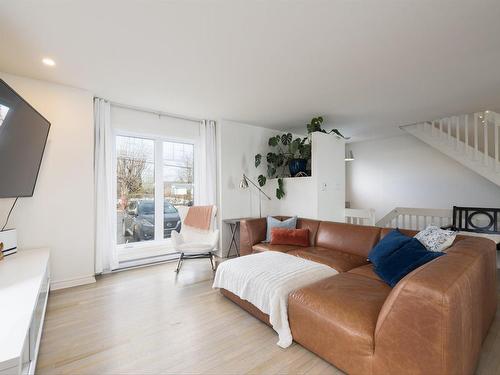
[254,116,348,199]
[276,178,285,199]
[306,116,349,139]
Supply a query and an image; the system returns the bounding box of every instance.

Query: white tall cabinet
[0,249,50,375]
[311,132,345,222]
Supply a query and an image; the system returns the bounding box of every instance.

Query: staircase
[401,111,500,186]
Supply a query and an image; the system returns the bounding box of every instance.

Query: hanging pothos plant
[254,116,348,199]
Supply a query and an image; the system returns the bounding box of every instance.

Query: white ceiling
[1,0,500,140]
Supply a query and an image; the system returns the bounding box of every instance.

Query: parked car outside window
[122,199,182,242]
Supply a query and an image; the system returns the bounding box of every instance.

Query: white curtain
[198,120,217,205]
[94,98,118,273]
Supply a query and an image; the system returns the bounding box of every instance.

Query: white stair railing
[401,111,500,186]
[376,207,452,230]
[345,208,376,226]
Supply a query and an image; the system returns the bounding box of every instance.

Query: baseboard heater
[117,252,180,270]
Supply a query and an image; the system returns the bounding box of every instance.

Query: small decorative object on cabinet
[0,248,50,375]
[345,150,355,161]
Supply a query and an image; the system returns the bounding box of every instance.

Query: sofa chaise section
[289,273,392,374]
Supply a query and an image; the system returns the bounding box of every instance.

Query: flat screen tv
[0,79,50,198]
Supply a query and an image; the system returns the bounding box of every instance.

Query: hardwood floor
[37,261,500,375]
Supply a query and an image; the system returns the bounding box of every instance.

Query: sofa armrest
[239,218,267,256]
[373,237,497,375]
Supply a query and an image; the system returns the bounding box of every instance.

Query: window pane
[163,141,194,238]
[116,136,155,245]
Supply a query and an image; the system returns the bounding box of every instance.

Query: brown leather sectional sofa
[221,216,497,375]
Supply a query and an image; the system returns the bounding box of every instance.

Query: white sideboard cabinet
[0,249,50,375]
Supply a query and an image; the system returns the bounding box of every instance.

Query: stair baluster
[465,114,469,152]
[495,113,499,171]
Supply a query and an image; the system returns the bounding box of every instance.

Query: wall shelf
[268,176,313,181]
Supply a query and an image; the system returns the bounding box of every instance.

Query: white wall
[0,72,95,287]
[347,134,500,222]
[217,120,275,254]
[262,177,317,218]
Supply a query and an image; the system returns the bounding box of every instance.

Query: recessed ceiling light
[42,58,55,66]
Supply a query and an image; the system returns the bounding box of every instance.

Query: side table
[223,218,252,258]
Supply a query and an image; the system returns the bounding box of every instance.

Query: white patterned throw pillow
[415,225,457,252]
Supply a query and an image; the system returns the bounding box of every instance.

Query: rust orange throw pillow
[270,228,309,247]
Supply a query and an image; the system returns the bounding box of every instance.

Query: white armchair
[171,205,219,273]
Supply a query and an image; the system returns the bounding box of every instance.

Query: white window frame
[113,129,199,256]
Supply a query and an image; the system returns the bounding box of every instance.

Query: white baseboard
[50,275,96,291]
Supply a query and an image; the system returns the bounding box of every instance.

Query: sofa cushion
[348,263,383,282]
[380,227,417,238]
[239,218,267,256]
[296,218,321,246]
[289,273,392,374]
[316,221,381,257]
[270,228,309,247]
[287,246,368,272]
[251,242,299,253]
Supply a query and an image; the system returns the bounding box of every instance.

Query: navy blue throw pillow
[368,229,446,287]
[368,229,412,265]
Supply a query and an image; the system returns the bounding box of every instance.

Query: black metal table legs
[225,222,240,258]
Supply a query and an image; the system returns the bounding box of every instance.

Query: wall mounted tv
[0,79,50,198]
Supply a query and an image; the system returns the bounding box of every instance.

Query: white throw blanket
[213,251,338,348]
